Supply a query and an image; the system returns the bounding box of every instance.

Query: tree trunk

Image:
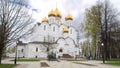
[0,45,3,64]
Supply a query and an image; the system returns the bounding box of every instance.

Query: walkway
[2,58,120,68]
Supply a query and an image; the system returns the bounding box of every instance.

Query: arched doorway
[59,49,63,52]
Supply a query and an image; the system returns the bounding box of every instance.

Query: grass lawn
[96,58,120,66]
[0,64,15,68]
[11,58,42,62]
[106,61,120,66]
[106,59,120,66]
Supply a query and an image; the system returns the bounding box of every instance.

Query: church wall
[48,16,55,24]
[27,43,47,58]
[68,27,77,44]
[65,38,77,57]
[56,38,67,56]
[55,17,61,24]
[59,25,64,37]
[50,24,59,42]
[17,45,25,58]
[27,44,40,58]
[31,22,50,42]
[66,20,72,26]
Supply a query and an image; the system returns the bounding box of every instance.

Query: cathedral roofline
[29,41,57,44]
[17,41,27,45]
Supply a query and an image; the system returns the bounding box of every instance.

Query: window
[53,37,55,42]
[70,23,72,26]
[44,36,46,42]
[53,26,55,32]
[37,22,41,25]
[35,56,37,58]
[36,48,38,52]
[21,49,24,53]
[70,29,72,34]
[44,25,46,30]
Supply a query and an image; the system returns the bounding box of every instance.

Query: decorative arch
[65,37,76,45]
[56,37,66,43]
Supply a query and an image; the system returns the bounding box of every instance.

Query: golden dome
[48,9,56,17]
[42,17,48,22]
[54,8,61,18]
[65,13,73,20]
[59,21,63,25]
[63,27,69,33]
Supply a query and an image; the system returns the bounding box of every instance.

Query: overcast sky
[30,0,96,22]
[29,0,120,21]
[29,0,120,41]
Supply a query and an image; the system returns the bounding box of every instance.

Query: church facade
[17,8,80,58]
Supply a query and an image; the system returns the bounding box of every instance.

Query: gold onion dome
[65,13,73,20]
[59,21,63,25]
[63,27,69,33]
[48,9,56,17]
[54,8,62,18]
[42,17,48,22]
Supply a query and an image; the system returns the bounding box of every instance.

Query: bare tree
[101,0,120,60]
[0,0,33,64]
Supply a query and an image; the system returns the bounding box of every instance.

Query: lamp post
[14,40,18,65]
[101,43,105,64]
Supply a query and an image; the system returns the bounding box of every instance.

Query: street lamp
[101,43,105,64]
[14,40,18,65]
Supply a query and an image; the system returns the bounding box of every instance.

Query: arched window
[53,26,55,32]
[70,29,72,34]
[44,25,46,30]
[36,48,38,52]
[21,49,24,53]
[53,37,55,42]
[70,23,72,26]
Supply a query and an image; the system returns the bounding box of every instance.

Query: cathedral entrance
[59,49,63,52]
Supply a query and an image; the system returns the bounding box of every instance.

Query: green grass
[106,61,120,66]
[108,59,120,61]
[106,59,120,66]
[11,58,42,62]
[0,64,15,68]
[95,58,120,66]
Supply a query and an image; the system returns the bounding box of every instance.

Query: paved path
[2,58,120,68]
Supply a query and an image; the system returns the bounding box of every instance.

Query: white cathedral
[17,8,81,58]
